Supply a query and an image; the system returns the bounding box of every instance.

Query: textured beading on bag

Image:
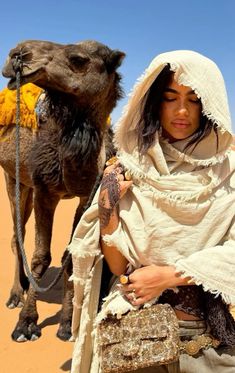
[97,303,180,373]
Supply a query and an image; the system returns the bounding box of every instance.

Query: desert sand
[0,167,79,373]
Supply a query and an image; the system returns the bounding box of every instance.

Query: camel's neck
[43,90,108,128]
[38,90,105,166]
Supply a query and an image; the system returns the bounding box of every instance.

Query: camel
[1,39,125,341]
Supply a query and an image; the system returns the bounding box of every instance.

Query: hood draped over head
[114,50,233,166]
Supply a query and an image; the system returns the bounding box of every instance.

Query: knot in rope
[12,53,24,73]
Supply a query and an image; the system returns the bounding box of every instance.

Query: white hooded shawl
[69,50,235,373]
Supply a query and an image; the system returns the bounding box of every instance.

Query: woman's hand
[99,161,132,206]
[98,161,132,229]
[121,265,192,306]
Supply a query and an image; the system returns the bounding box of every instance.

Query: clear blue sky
[0,0,234,130]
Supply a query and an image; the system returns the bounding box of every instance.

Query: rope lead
[14,59,69,293]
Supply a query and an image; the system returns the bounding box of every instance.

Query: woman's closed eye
[189,97,200,103]
[162,95,176,102]
[162,95,200,104]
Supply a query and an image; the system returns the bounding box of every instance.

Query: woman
[69,50,235,373]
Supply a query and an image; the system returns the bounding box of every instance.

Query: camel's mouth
[7,77,32,90]
[7,78,18,90]
[7,70,41,90]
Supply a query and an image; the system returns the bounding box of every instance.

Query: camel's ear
[106,50,125,73]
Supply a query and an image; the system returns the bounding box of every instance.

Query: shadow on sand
[38,310,61,329]
[37,266,63,330]
[37,266,63,304]
[60,359,72,371]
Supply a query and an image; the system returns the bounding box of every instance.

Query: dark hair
[136,64,217,154]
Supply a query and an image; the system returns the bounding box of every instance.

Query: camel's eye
[69,55,89,68]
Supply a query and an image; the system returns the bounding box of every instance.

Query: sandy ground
[0,168,79,373]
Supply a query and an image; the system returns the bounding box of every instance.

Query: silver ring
[131,292,137,301]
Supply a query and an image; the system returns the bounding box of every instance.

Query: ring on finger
[106,156,118,166]
[130,292,137,301]
[119,274,130,285]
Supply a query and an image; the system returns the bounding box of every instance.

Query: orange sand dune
[0,168,79,373]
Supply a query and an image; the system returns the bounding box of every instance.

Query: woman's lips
[172,120,190,129]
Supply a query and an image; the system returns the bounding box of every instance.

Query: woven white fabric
[69,50,235,373]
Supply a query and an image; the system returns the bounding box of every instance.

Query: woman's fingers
[101,161,133,199]
[121,283,144,298]
[124,290,150,306]
[119,180,133,197]
[105,156,118,166]
[103,163,118,175]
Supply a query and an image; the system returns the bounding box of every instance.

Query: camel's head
[2,40,125,108]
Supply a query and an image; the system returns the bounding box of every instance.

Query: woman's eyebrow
[164,88,196,95]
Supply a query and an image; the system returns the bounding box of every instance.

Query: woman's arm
[100,207,128,275]
[98,163,132,275]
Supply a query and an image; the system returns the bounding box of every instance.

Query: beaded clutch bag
[97,303,180,373]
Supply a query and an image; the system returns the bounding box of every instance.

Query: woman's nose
[176,101,189,116]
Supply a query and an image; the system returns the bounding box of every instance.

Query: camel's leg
[56,249,73,341]
[4,172,33,309]
[57,196,88,341]
[11,187,60,342]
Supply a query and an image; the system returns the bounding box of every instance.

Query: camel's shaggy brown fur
[0,39,125,341]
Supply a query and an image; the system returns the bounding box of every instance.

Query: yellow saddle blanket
[0,83,42,129]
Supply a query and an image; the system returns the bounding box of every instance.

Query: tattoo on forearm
[99,171,120,228]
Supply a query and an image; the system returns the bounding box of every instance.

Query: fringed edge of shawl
[161,140,232,167]
[70,256,103,373]
[96,290,137,324]
[69,274,87,286]
[118,145,231,178]
[71,314,91,372]
[68,242,100,259]
[174,262,235,305]
[117,149,231,203]
[95,286,158,326]
[70,272,93,372]
[91,328,102,371]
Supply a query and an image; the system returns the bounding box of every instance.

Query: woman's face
[159,76,201,142]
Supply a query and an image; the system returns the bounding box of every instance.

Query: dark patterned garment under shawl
[159,285,235,346]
